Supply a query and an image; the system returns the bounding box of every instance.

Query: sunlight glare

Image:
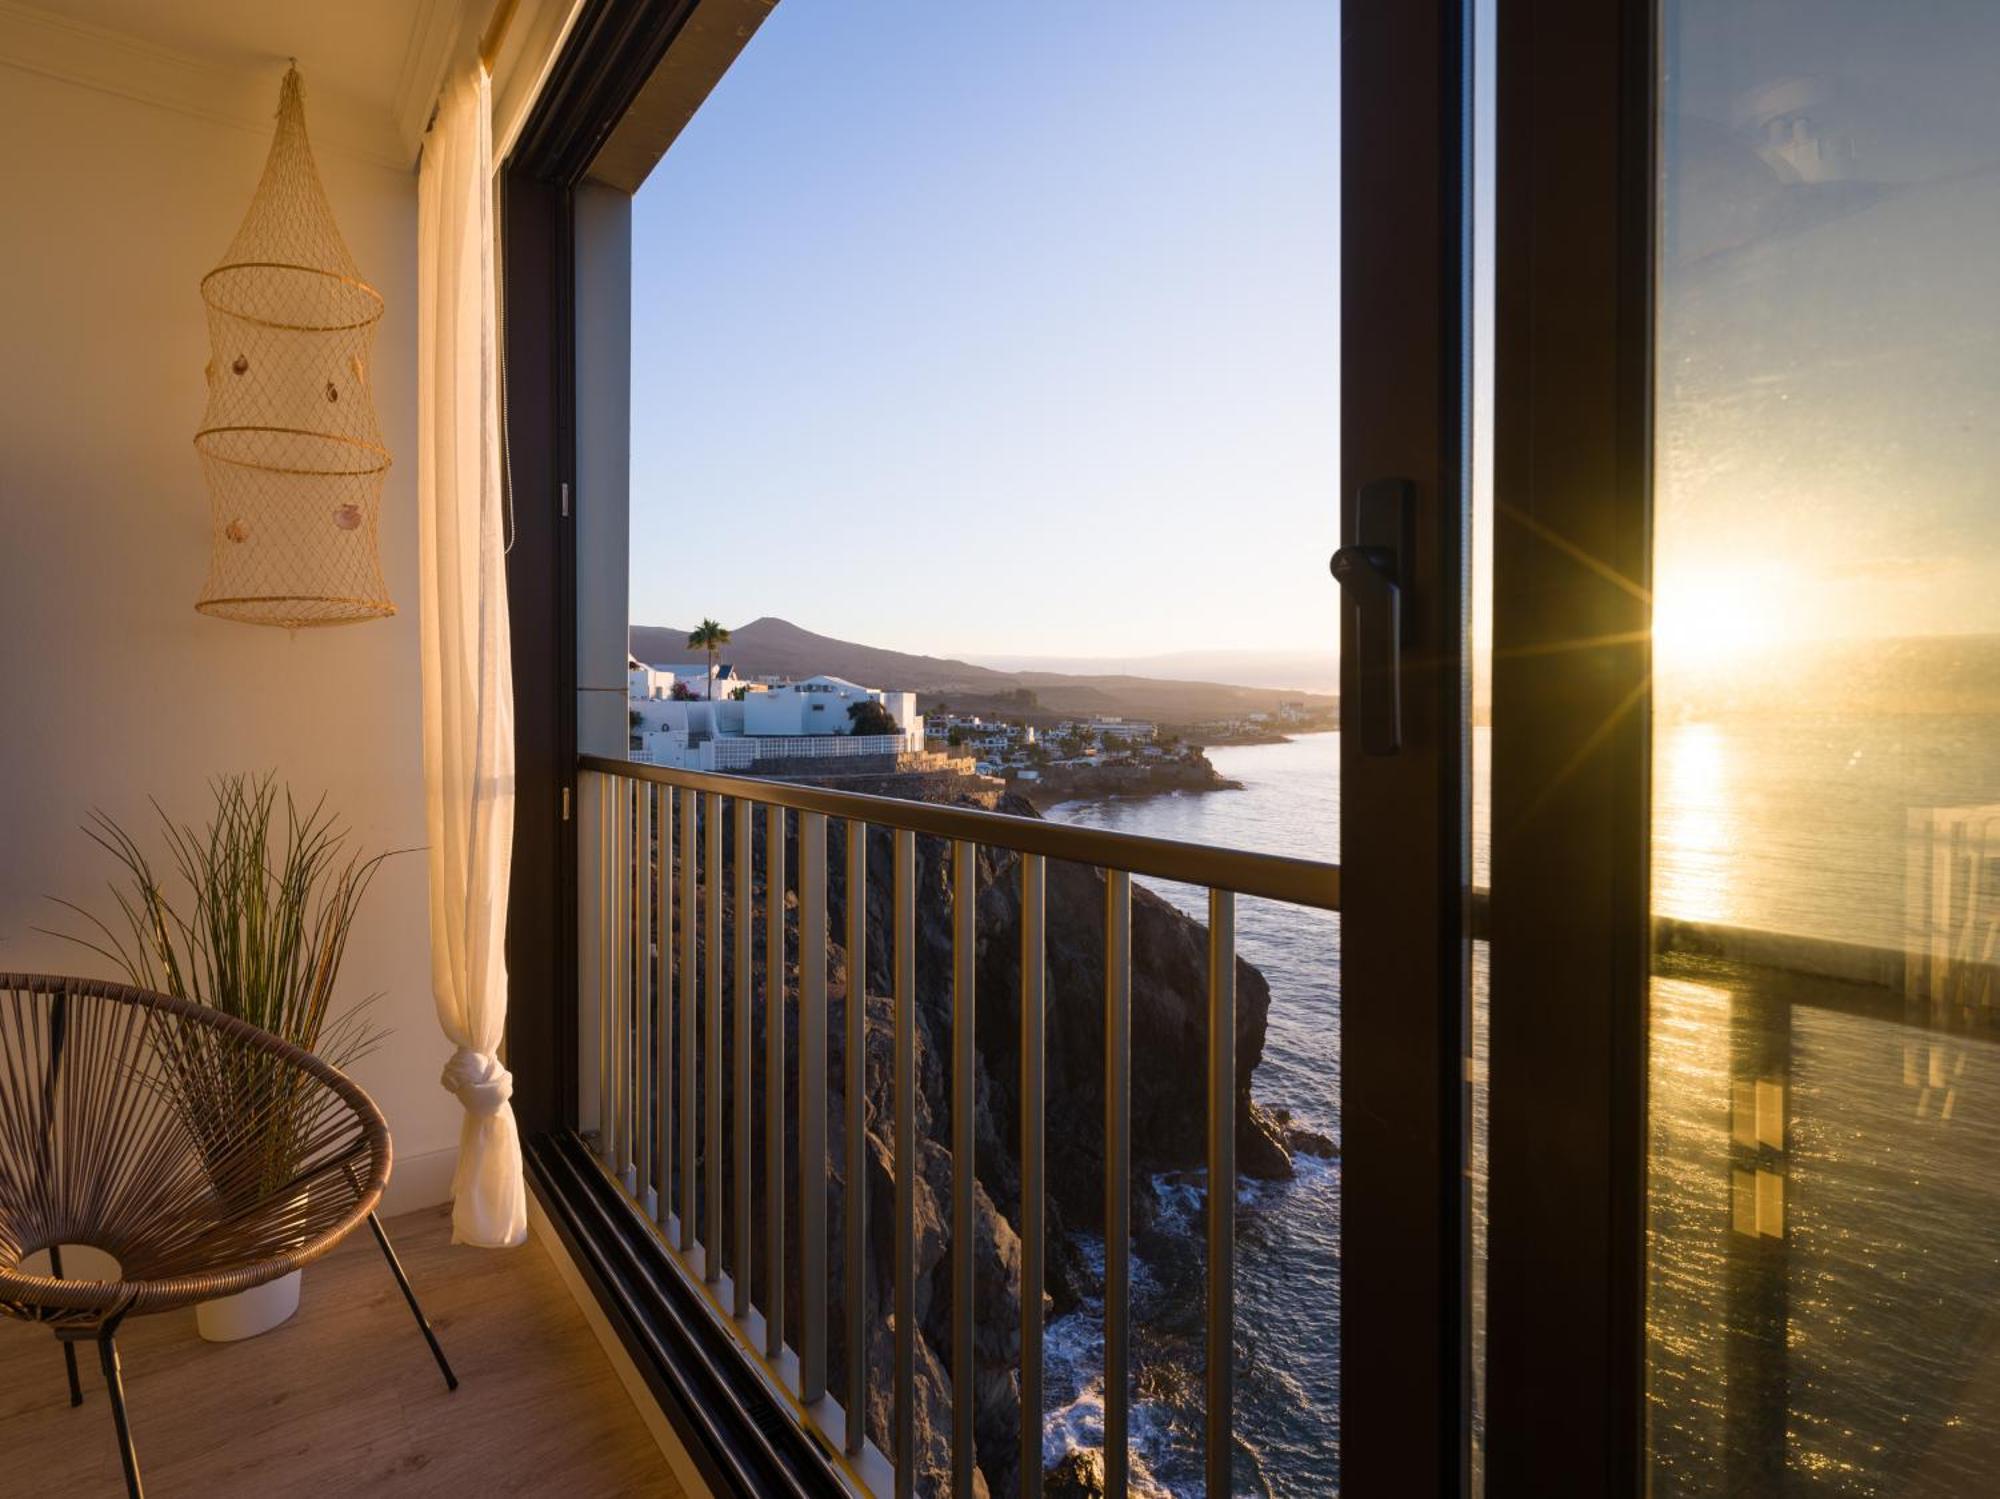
[1651,567,1791,671]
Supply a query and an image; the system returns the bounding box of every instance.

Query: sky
[629,2,1341,660]
[1650,0,2000,663]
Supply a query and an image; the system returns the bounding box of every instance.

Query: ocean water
[1044,716,2000,1495]
[1044,732,1346,1497]
[1647,712,2000,1496]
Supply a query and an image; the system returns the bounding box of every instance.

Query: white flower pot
[196,1268,301,1342]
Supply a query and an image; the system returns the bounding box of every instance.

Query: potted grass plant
[49,773,392,1340]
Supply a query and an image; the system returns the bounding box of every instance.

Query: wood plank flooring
[0,1204,685,1498]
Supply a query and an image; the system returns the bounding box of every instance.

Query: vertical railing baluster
[656,785,673,1227]
[800,810,829,1404]
[1020,852,1046,1492]
[734,797,754,1319]
[637,783,655,1217]
[582,774,604,1157]
[893,829,917,1497]
[706,791,725,1281]
[596,775,612,1168]
[951,839,977,1496]
[844,818,868,1455]
[765,805,787,1360]
[1105,869,1132,1498]
[624,776,639,1191]
[613,777,631,1186]
[1206,889,1236,1498]
[681,787,699,1249]
[600,775,613,1167]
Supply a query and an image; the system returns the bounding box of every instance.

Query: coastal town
[627,642,1333,808]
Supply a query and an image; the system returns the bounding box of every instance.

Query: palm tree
[687,619,731,703]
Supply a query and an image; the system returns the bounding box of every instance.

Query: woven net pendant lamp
[194,67,394,627]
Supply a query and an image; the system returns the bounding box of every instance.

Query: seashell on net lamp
[194,66,394,628]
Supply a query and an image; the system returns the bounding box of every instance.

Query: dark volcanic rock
[1044,1447,1109,1498]
[1241,1099,1296,1180]
[1269,1104,1338,1159]
[1018,750,1243,810]
[952,794,1288,1241]
[684,789,1289,1494]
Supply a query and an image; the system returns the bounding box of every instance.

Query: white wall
[881,691,922,737]
[742,682,866,736]
[0,66,459,1211]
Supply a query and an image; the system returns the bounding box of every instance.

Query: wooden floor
[0,1204,685,1498]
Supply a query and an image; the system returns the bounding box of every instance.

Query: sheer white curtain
[418,56,525,1248]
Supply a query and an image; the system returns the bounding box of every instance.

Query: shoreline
[1192,728,1295,747]
[1016,770,1242,813]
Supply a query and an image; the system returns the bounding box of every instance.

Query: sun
[1651,567,1791,672]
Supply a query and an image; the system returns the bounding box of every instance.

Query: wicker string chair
[0,973,456,1497]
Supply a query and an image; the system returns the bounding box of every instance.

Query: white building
[1086,717,1156,742]
[629,655,743,700]
[628,655,668,699]
[631,672,924,772]
[741,676,921,738]
[929,715,1035,749]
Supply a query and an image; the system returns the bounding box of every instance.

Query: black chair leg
[95,1318,142,1499]
[367,1212,458,1391]
[50,1246,82,1407]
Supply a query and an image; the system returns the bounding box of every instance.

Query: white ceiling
[34,0,441,114]
[0,0,471,166]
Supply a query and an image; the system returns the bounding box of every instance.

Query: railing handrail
[589,755,1943,998]
[580,753,1342,912]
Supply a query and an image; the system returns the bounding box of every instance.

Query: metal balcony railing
[575,753,1340,1497]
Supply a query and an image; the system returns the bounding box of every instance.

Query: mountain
[967,647,1338,696]
[629,618,1337,727]
[630,618,1014,691]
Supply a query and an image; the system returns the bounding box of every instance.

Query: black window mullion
[1338,1,1474,1492]
[1484,0,1657,1491]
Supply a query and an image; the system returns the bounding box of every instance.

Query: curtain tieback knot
[441,1047,513,1117]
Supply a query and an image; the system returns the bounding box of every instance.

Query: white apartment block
[1083,716,1156,742]
[630,672,924,772]
[740,676,920,738]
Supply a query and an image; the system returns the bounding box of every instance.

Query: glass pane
[1649,4,2000,1493]
[626,8,1343,1493]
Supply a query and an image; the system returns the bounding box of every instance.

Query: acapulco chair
[0,973,456,1497]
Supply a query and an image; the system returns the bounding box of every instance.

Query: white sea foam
[1041,1230,1185,1495]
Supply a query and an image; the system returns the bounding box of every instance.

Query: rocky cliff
[679,792,1295,1494]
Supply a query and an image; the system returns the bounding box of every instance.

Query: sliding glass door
[1482,0,2000,1492]
[1647,3,2000,1492]
[513,2,1997,1489]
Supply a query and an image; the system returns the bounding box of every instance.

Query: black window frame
[1484,0,1657,1492]
[499,0,1666,1491]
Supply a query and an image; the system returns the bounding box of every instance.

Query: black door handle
[1333,477,1414,757]
[1332,544,1403,755]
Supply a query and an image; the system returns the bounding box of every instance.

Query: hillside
[631,618,1012,691]
[630,617,1337,727]
[969,646,1338,696]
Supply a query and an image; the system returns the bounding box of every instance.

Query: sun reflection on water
[1655,720,1737,925]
